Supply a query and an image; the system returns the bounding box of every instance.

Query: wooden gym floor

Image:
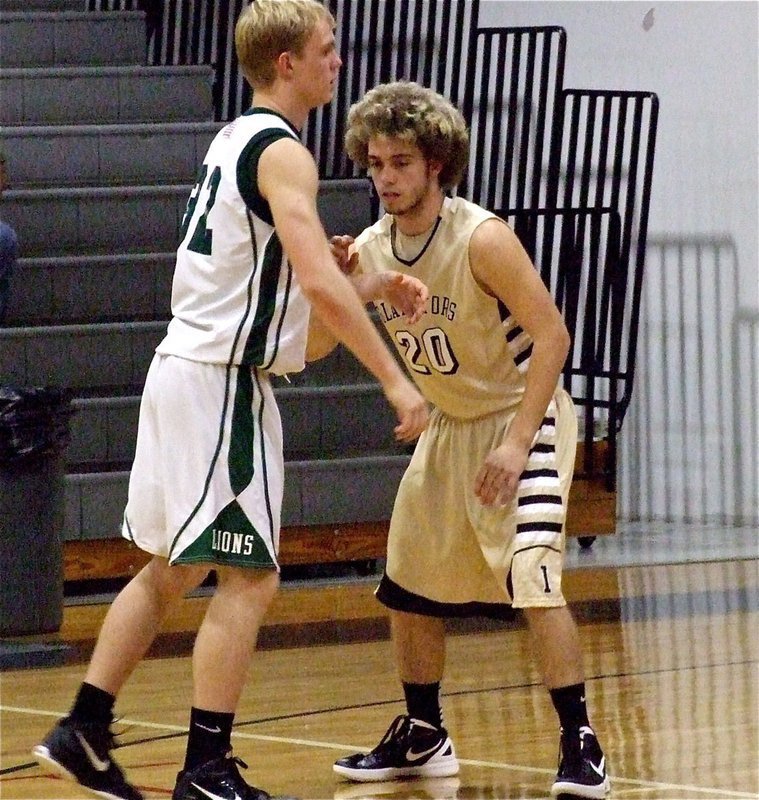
[0,522,756,800]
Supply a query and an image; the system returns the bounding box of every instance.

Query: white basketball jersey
[157,109,310,375]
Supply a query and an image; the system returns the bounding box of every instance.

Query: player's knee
[218,565,280,605]
[145,556,209,598]
[522,603,574,631]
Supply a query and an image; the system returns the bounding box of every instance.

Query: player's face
[367,136,442,220]
[290,19,342,107]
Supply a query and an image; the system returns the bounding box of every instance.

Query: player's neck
[250,90,309,131]
[393,191,445,236]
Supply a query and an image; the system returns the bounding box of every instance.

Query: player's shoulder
[354,212,392,249]
[205,111,299,160]
[443,197,505,250]
[446,195,497,224]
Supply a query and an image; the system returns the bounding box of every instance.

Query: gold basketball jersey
[355,196,533,419]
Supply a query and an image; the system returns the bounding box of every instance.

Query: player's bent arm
[330,235,428,319]
[306,269,428,360]
[470,218,570,450]
[305,313,339,362]
[304,274,382,361]
[258,139,428,438]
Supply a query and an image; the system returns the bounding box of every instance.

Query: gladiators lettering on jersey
[378,295,457,324]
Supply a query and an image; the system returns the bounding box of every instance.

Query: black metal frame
[463,26,566,212]
[495,207,623,487]
[462,26,658,485]
[545,89,659,426]
[307,0,481,177]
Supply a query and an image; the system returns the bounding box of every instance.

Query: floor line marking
[2,705,754,799]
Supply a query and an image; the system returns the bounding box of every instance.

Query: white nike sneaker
[550,725,610,799]
[333,716,459,782]
[32,716,143,800]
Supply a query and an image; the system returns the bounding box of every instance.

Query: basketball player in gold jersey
[326,82,610,799]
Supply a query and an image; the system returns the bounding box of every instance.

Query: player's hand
[380,272,429,324]
[382,376,429,442]
[474,439,529,507]
[329,235,358,274]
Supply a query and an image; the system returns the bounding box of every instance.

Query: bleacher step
[1,179,373,260]
[7,252,175,326]
[65,384,396,469]
[0,0,86,10]
[0,320,377,392]
[5,122,223,189]
[64,455,410,543]
[0,320,165,392]
[1,184,190,257]
[1,64,214,126]
[0,10,145,68]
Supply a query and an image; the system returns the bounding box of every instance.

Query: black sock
[549,683,590,732]
[184,708,235,771]
[403,681,443,729]
[69,682,115,726]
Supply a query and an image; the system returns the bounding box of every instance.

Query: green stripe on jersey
[242,233,283,365]
[229,366,255,496]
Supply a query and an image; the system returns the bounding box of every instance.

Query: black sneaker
[550,725,610,799]
[32,716,143,800]
[333,715,459,782]
[173,751,297,800]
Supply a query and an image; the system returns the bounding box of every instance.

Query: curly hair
[345,81,469,190]
[235,0,335,89]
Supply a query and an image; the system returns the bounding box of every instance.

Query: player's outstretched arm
[305,270,428,361]
[259,138,428,441]
[307,239,428,360]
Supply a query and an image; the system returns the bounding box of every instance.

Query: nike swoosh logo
[194,723,222,733]
[589,756,606,777]
[405,743,442,762]
[75,731,111,772]
[191,782,241,800]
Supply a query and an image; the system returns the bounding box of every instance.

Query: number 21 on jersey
[180,164,222,256]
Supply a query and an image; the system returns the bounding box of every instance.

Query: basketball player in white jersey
[32,8,428,800]
[326,82,610,799]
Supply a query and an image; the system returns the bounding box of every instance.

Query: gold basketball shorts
[122,354,283,569]
[378,388,577,613]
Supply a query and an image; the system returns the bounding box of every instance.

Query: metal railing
[545,89,659,425]
[464,26,566,211]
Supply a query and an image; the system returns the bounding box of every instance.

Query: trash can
[0,386,73,636]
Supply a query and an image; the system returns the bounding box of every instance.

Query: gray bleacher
[9,253,175,325]
[0,0,87,10]
[7,122,223,188]
[0,10,145,67]
[0,5,406,549]
[1,65,214,126]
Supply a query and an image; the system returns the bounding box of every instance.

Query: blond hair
[235,0,335,89]
[345,81,469,190]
